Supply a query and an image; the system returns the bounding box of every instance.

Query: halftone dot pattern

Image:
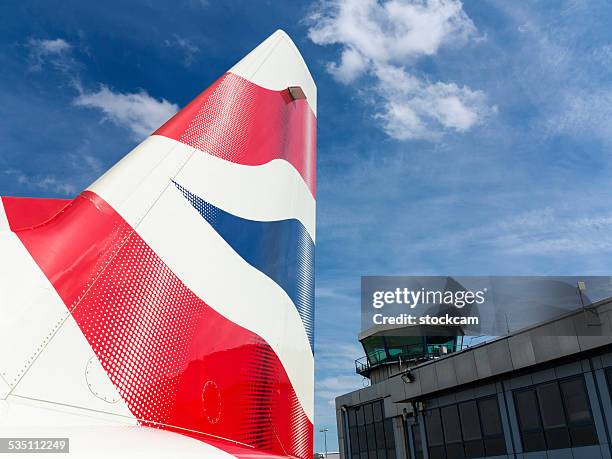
[155,73,317,196]
[14,191,314,458]
[71,232,207,424]
[173,180,315,352]
[180,76,254,164]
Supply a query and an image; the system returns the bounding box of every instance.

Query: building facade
[336,299,612,459]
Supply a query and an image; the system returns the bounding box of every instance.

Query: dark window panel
[537,382,566,429]
[428,445,446,459]
[364,403,374,425]
[384,418,396,450]
[350,426,359,453]
[349,408,358,427]
[411,424,422,453]
[366,423,376,452]
[359,452,368,459]
[458,401,481,441]
[351,454,359,459]
[386,448,396,459]
[560,378,592,425]
[425,409,444,446]
[483,437,506,456]
[544,427,571,450]
[514,389,542,431]
[463,440,485,458]
[376,449,387,459]
[445,443,465,459]
[375,421,385,449]
[357,406,366,426]
[521,431,546,452]
[441,405,462,444]
[569,424,598,447]
[358,425,368,452]
[373,400,384,423]
[478,396,503,436]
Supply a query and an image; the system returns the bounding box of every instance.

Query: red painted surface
[155,73,317,197]
[10,191,313,458]
[2,196,70,231]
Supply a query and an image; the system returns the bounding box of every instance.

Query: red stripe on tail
[155,73,316,197]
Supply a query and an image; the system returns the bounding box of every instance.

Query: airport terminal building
[335,298,612,459]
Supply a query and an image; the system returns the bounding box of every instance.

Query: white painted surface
[229,29,317,116]
[12,314,134,419]
[0,232,70,387]
[89,136,316,241]
[0,397,234,458]
[0,198,9,231]
[0,231,134,419]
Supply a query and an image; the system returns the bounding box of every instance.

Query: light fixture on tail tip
[288,86,307,100]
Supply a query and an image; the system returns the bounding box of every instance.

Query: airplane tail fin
[0,30,315,458]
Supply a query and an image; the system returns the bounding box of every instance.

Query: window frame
[345,399,395,459]
[421,395,505,459]
[513,375,598,453]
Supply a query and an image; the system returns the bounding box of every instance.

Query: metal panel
[507,373,533,390]
[575,310,612,351]
[454,387,476,403]
[453,352,478,386]
[435,357,457,390]
[497,392,515,455]
[522,451,547,459]
[530,323,563,363]
[474,346,493,379]
[336,408,347,459]
[419,363,438,392]
[572,445,604,459]
[555,361,583,379]
[399,373,421,402]
[554,316,581,355]
[595,369,612,444]
[509,333,536,369]
[601,350,612,368]
[474,383,497,398]
[436,393,457,407]
[546,448,573,459]
[392,417,408,459]
[530,367,556,385]
[488,340,514,374]
[504,389,523,454]
[584,371,609,452]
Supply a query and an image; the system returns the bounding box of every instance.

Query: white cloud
[74,86,179,140]
[27,38,76,73]
[4,169,76,196]
[308,0,493,139]
[24,38,179,141]
[164,34,200,67]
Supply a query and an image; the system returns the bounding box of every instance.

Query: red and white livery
[0,29,316,458]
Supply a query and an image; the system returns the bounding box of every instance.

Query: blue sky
[2,0,612,453]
